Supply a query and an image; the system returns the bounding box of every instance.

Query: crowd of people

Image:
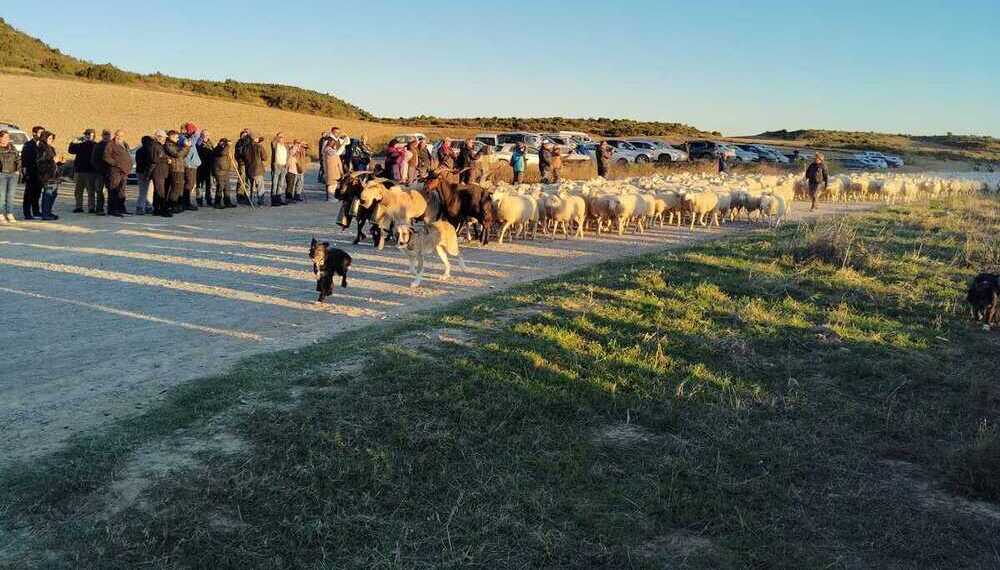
[0,123,370,223]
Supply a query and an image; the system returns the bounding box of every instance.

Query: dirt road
[0,176,871,466]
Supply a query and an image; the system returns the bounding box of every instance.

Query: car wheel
[657,153,672,163]
[635,155,650,164]
[616,158,629,166]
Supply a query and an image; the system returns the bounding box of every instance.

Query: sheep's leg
[576,218,584,238]
[713,212,720,227]
[563,220,570,240]
[637,218,645,235]
[498,222,511,245]
[690,212,696,231]
[456,253,468,272]
[437,246,452,281]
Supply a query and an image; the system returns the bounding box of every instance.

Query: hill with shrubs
[754,129,1000,162]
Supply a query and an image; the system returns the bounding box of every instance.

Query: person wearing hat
[804,152,829,211]
[68,128,100,213]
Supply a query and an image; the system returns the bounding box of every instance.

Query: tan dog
[397,221,468,288]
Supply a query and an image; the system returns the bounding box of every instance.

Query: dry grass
[1,73,477,158]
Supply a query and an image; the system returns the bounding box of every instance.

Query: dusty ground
[0,173,872,466]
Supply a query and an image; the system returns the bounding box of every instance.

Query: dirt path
[0,175,873,466]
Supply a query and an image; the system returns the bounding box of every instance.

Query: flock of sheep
[334,168,999,288]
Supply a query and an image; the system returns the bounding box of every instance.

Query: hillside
[0,74,477,154]
[377,116,712,138]
[752,129,1000,162]
[0,17,372,120]
[0,17,706,140]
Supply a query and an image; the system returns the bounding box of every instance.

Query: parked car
[628,140,689,162]
[604,139,653,163]
[0,122,29,153]
[841,158,874,170]
[393,133,428,144]
[496,132,544,148]
[855,151,903,168]
[727,145,759,164]
[541,134,579,155]
[475,133,499,148]
[577,142,635,166]
[686,140,736,160]
[739,144,789,164]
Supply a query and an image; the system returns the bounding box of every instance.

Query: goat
[422,169,495,245]
[359,180,427,250]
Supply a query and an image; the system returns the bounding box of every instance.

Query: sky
[4,1,999,136]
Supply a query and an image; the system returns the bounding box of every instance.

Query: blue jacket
[179,131,202,169]
[511,147,527,172]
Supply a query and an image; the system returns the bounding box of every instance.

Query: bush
[75,63,133,84]
[949,420,1000,501]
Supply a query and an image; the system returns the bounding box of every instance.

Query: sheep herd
[331,169,999,288]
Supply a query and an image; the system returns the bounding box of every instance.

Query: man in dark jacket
[804,153,828,211]
[20,125,44,219]
[90,130,112,215]
[717,154,729,174]
[102,130,133,217]
[244,134,267,205]
[35,130,61,221]
[457,139,483,184]
[596,141,613,178]
[164,130,190,214]
[197,131,216,206]
[437,138,457,170]
[211,138,235,208]
[69,128,99,213]
[149,130,172,217]
[234,129,253,202]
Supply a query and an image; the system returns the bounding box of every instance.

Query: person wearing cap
[90,130,112,215]
[804,153,829,211]
[68,128,100,213]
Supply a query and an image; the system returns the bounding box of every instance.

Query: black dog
[967,272,1000,326]
[309,238,352,303]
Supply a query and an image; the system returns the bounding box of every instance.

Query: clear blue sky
[4,1,998,136]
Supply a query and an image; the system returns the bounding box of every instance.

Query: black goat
[309,238,352,303]
[422,168,495,245]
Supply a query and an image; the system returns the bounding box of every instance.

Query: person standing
[804,153,829,211]
[510,142,527,183]
[416,139,433,179]
[596,140,613,178]
[322,136,344,201]
[20,125,44,220]
[437,138,457,171]
[149,130,172,217]
[717,153,729,174]
[211,138,235,208]
[285,140,305,203]
[246,134,268,205]
[102,130,133,217]
[539,142,554,183]
[351,136,372,171]
[0,130,20,223]
[550,146,563,183]
[134,135,155,215]
[235,129,251,200]
[270,132,289,206]
[196,131,215,205]
[405,140,419,183]
[457,139,482,184]
[68,128,99,213]
[178,123,202,210]
[35,130,61,221]
[164,130,189,214]
[90,130,112,215]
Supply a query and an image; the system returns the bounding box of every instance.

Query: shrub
[949,420,1000,501]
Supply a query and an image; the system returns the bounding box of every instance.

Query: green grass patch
[2,197,999,568]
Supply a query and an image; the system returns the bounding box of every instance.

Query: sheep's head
[359,182,384,208]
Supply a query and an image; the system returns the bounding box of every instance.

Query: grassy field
[2,196,999,568]
[743,129,1000,164]
[0,73,477,157]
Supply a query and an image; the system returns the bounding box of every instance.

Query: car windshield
[631,142,652,149]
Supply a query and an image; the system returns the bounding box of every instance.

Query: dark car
[686,140,735,160]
